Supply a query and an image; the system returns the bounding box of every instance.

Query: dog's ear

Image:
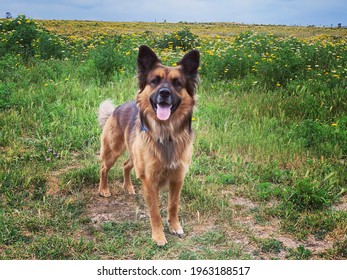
[137,45,160,91]
[177,50,200,77]
[177,50,200,95]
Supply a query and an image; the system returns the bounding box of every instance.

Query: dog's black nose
[159,88,171,98]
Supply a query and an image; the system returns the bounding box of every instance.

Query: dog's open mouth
[154,102,172,121]
[150,89,181,121]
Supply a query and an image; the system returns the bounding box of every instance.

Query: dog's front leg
[168,180,184,237]
[142,178,167,246]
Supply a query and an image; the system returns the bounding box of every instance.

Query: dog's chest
[155,136,176,166]
[133,125,193,179]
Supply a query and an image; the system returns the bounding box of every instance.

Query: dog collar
[141,119,148,132]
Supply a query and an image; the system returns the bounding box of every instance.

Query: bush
[79,38,138,84]
[0,15,39,60]
[155,28,200,51]
[201,32,347,90]
[90,43,117,84]
[36,31,65,60]
[0,15,65,62]
[79,41,117,85]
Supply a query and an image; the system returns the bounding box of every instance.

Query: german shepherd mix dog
[98,45,200,246]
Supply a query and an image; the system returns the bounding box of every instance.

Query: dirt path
[45,155,344,259]
[84,181,338,259]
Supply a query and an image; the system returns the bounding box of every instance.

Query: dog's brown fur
[98,46,200,246]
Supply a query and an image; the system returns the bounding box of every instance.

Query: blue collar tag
[141,122,148,132]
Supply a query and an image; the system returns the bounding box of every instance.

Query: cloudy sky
[1,0,346,26]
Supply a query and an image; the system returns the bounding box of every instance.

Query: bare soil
[84,179,342,259]
[46,157,345,259]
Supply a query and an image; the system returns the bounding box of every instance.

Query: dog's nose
[159,88,171,98]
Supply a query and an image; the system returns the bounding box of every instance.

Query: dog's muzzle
[150,87,181,121]
[157,87,172,104]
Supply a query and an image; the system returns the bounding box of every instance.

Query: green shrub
[36,31,65,60]
[201,45,255,81]
[201,32,347,90]
[90,43,117,83]
[0,15,66,62]
[0,15,39,60]
[79,37,139,84]
[155,28,200,51]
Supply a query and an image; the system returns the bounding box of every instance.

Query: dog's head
[136,45,199,123]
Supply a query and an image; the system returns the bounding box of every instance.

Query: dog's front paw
[99,188,111,197]
[169,222,184,238]
[152,232,167,246]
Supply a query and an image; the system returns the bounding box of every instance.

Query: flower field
[2,16,347,90]
[1,16,347,260]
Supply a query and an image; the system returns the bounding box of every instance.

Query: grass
[0,17,347,260]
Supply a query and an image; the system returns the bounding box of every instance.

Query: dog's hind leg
[99,138,124,197]
[123,158,135,194]
[99,152,117,197]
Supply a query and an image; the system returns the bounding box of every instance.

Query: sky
[1,0,346,26]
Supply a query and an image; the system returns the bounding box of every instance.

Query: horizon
[2,14,345,29]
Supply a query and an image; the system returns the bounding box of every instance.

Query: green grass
[1,17,347,260]
[258,238,284,254]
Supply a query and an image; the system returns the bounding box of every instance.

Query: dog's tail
[98,100,115,128]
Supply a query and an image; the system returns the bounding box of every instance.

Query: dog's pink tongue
[157,104,172,121]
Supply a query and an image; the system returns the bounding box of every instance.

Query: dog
[98,45,200,246]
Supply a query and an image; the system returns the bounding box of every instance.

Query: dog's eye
[173,79,182,88]
[151,77,161,86]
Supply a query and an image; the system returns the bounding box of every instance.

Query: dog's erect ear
[177,50,200,96]
[177,50,200,77]
[138,45,160,71]
[137,45,160,91]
